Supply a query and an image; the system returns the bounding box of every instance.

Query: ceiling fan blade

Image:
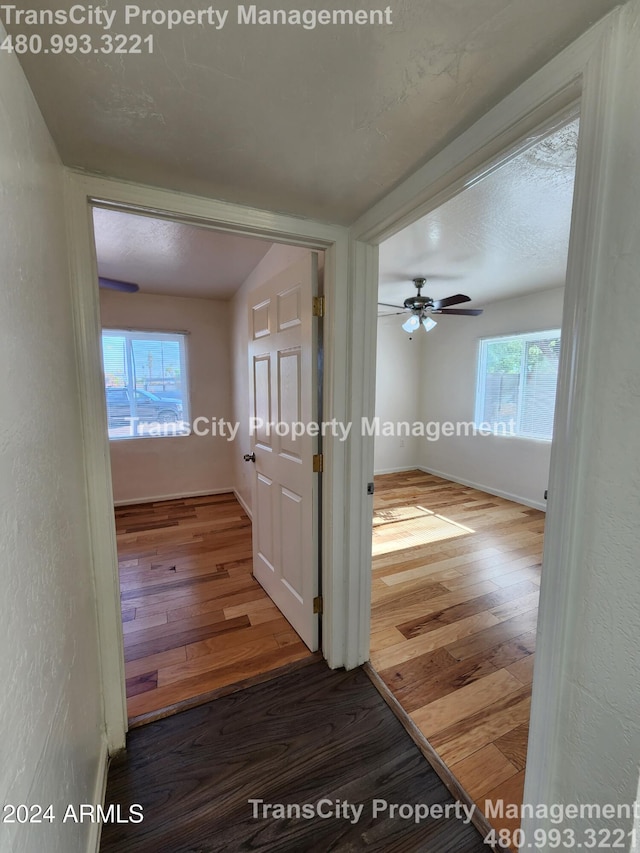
[99,277,140,293]
[377,302,406,309]
[432,308,483,316]
[431,293,471,309]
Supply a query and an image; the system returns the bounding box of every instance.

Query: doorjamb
[65,172,352,752]
[347,6,622,829]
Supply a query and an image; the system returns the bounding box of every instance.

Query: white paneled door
[247,253,319,651]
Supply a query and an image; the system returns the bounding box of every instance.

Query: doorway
[367,114,578,844]
[91,204,323,723]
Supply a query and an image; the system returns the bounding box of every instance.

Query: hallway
[101,660,487,852]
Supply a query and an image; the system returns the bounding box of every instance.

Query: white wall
[535,0,640,828]
[0,32,104,853]
[230,243,315,515]
[100,290,234,503]
[416,287,564,508]
[373,314,422,473]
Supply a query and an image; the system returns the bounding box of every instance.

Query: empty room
[93,206,320,723]
[369,117,577,842]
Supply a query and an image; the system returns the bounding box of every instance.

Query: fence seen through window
[475,329,561,441]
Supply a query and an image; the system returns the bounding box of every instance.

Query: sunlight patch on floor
[371,504,475,557]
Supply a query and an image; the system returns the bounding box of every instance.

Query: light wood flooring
[116,493,311,723]
[370,470,544,844]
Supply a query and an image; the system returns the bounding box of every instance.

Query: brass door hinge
[312,296,325,318]
[313,596,323,614]
[312,453,324,473]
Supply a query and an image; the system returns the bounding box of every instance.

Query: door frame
[347,4,623,832]
[65,173,352,752]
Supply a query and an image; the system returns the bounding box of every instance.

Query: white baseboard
[113,487,235,507]
[417,466,547,511]
[234,489,252,520]
[373,465,421,475]
[87,735,109,853]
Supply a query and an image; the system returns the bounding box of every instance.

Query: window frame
[475,328,562,442]
[101,327,191,441]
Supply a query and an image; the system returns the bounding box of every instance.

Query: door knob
[243,453,256,463]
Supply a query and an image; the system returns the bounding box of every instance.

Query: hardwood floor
[101,659,488,853]
[370,470,543,844]
[116,493,311,723]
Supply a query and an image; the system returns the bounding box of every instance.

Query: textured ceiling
[378,119,579,310]
[93,208,272,299]
[10,0,618,224]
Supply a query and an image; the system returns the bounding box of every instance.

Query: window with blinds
[101,329,190,440]
[475,330,561,441]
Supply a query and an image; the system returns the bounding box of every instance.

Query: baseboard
[417,466,546,511]
[113,487,235,507]
[87,735,109,853]
[233,489,252,520]
[373,465,421,475]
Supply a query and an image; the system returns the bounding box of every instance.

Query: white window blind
[475,330,561,441]
[101,329,190,440]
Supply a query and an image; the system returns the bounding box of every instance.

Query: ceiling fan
[98,277,140,293]
[378,277,482,333]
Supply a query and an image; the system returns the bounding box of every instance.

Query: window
[475,329,561,441]
[101,329,190,440]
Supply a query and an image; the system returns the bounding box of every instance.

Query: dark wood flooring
[101,660,488,853]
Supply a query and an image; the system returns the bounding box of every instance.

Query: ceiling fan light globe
[402,315,420,333]
[422,316,437,332]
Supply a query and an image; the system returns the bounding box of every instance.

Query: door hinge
[312,453,324,473]
[312,296,325,318]
[313,595,323,614]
